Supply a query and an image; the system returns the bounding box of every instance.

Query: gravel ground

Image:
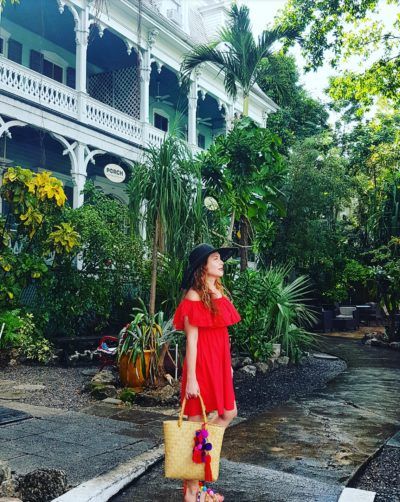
[1,364,97,410]
[352,446,400,502]
[234,356,347,417]
[1,355,346,414]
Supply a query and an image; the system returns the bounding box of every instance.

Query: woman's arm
[184,316,200,399]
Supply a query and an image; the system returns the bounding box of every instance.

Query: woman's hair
[192,261,224,314]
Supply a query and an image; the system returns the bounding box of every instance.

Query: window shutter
[8,39,22,64]
[53,64,63,83]
[66,67,76,88]
[30,49,43,73]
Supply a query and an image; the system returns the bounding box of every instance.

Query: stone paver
[221,335,400,485]
[111,459,343,502]
[0,403,160,486]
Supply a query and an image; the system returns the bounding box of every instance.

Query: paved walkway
[0,401,165,486]
[1,334,397,500]
[113,334,399,501]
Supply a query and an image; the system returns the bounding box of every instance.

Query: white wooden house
[0,0,278,209]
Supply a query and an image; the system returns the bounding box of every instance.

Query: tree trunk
[243,95,249,117]
[388,305,398,342]
[227,209,235,242]
[149,214,160,316]
[239,215,249,272]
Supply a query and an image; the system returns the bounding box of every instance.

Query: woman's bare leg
[210,401,238,428]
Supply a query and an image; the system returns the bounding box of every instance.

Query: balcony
[0,56,172,150]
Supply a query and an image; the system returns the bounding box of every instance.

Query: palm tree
[127,135,195,316]
[181,4,298,116]
[127,135,206,379]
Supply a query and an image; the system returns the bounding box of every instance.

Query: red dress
[173,296,241,417]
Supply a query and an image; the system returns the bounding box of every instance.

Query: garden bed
[0,354,346,415]
[233,355,347,417]
[0,364,97,410]
[351,445,400,502]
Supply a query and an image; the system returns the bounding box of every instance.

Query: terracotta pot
[119,349,154,387]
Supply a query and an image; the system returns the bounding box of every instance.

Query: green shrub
[36,184,147,338]
[230,266,316,362]
[119,388,136,404]
[18,332,55,364]
[0,309,25,349]
[0,310,54,363]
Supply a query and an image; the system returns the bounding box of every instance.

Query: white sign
[104,164,126,183]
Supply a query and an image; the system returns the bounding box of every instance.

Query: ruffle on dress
[173,297,241,330]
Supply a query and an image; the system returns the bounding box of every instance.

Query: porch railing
[0,57,189,152]
[0,56,78,118]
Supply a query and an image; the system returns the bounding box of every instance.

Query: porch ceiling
[2,0,76,53]
[2,0,138,72]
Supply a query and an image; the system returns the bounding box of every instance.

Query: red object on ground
[173,296,241,417]
[97,335,119,370]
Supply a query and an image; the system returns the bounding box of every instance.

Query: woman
[173,243,241,502]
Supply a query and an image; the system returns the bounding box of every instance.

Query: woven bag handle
[178,394,207,427]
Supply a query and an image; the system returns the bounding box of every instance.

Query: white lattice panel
[88,66,140,119]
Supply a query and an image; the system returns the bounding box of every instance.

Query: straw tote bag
[163,395,225,481]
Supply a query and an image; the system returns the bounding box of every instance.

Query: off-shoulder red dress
[173,296,241,417]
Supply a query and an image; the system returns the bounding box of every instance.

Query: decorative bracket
[147,29,159,49]
[0,117,27,139]
[198,88,207,101]
[56,0,80,30]
[151,58,163,74]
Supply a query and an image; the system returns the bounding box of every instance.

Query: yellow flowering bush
[0,166,80,308]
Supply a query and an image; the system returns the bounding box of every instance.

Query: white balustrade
[0,57,206,154]
[143,123,166,148]
[85,96,143,143]
[0,56,78,117]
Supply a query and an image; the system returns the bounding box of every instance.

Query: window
[30,49,43,73]
[43,58,63,83]
[154,112,168,132]
[8,39,22,64]
[197,134,205,149]
[0,38,4,55]
[30,49,65,84]
[66,67,76,88]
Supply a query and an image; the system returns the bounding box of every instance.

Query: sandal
[197,482,224,502]
[183,481,223,502]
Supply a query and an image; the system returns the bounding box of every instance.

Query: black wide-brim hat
[181,243,237,290]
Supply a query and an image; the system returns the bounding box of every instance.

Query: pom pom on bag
[163,395,225,481]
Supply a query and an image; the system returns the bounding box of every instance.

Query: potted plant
[117,299,180,387]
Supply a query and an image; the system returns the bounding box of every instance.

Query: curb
[338,487,376,501]
[52,445,164,502]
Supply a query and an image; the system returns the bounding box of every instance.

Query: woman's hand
[185,376,200,399]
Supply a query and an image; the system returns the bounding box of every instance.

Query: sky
[242,0,334,104]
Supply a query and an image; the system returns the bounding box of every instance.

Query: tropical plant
[0,309,53,363]
[117,298,181,384]
[201,117,286,270]
[18,332,55,364]
[36,183,146,338]
[0,167,79,309]
[127,135,203,316]
[230,266,316,362]
[369,235,400,342]
[0,309,25,349]
[181,4,298,116]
